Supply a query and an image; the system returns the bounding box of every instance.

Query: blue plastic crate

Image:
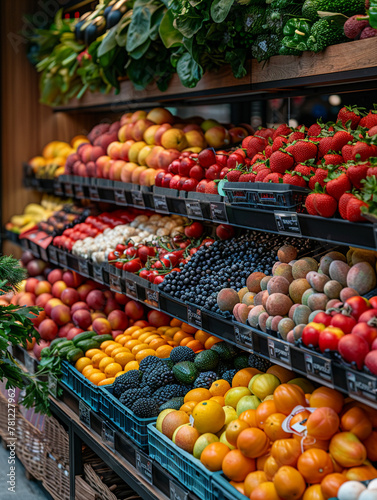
[212,472,248,500]
[148,423,217,500]
[60,361,100,411]
[99,386,156,449]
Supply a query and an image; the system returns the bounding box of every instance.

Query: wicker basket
[44,413,69,466]
[42,453,70,500]
[75,475,98,500]
[84,464,118,500]
[0,392,11,441]
[15,407,45,481]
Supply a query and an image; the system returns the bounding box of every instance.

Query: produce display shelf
[52,38,377,112]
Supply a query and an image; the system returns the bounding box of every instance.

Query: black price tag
[346,370,377,408]
[145,289,160,309]
[304,353,334,388]
[79,400,91,428]
[54,180,64,197]
[114,188,127,205]
[187,304,202,329]
[126,279,138,299]
[274,212,301,236]
[101,420,115,451]
[185,200,203,218]
[49,246,58,263]
[24,354,35,375]
[89,186,100,200]
[48,375,58,398]
[268,338,291,368]
[93,265,103,284]
[234,324,253,353]
[210,201,228,222]
[58,251,68,267]
[135,450,153,485]
[40,247,48,262]
[170,481,188,500]
[74,184,85,199]
[131,190,145,208]
[78,259,89,277]
[153,194,169,214]
[30,242,40,258]
[109,274,121,293]
[64,183,74,198]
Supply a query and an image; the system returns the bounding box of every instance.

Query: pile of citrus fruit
[74,318,222,386]
[156,365,377,500]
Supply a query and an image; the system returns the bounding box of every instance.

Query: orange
[111,347,130,357]
[92,352,108,368]
[167,341,179,347]
[98,357,115,372]
[149,339,167,350]
[232,368,262,388]
[85,348,102,359]
[239,409,258,427]
[132,343,149,355]
[186,340,204,352]
[75,357,92,373]
[226,419,250,447]
[230,482,245,495]
[104,362,123,377]
[124,361,139,372]
[173,331,191,343]
[256,400,277,429]
[124,340,141,350]
[237,428,270,459]
[209,379,231,397]
[264,413,292,441]
[98,377,116,386]
[82,365,98,378]
[273,465,306,500]
[181,323,197,334]
[144,334,160,344]
[303,484,326,500]
[244,471,267,498]
[105,343,122,356]
[165,327,181,337]
[115,371,126,378]
[193,400,225,434]
[180,336,195,346]
[200,442,230,471]
[210,396,225,406]
[100,340,117,350]
[136,349,158,362]
[222,449,256,482]
[195,330,211,344]
[256,454,270,471]
[184,388,211,404]
[155,345,173,358]
[114,352,135,367]
[310,387,344,414]
[252,482,281,500]
[180,401,197,414]
[204,336,222,350]
[89,372,107,385]
[114,334,126,343]
[170,318,182,328]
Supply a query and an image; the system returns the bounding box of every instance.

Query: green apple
[193,433,219,459]
[236,395,261,416]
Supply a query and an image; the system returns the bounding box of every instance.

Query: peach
[143,125,160,145]
[18,292,36,307]
[67,327,84,340]
[145,146,165,169]
[86,290,106,310]
[107,141,123,160]
[128,141,147,163]
[78,163,88,177]
[58,322,74,338]
[90,146,106,162]
[147,107,174,125]
[63,271,83,288]
[102,159,113,179]
[33,339,50,360]
[77,283,96,302]
[25,278,39,294]
[104,298,121,315]
[125,300,145,320]
[51,305,71,326]
[204,126,231,148]
[27,259,47,277]
[92,318,112,336]
[95,156,111,178]
[47,269,63,284]
[138,145,154,166]
[173,424,200,453]
[131,110,147,122]
[201,119,220,132]
[61,287,80,307]
[112,330,123,340]
[93,131,119,152]
[35,293,53,308]
[154,124,172,146]
[119,140,135,161]
[39,319,58,341]
[71,302,90,314]
[120,112,133,126]
[161,411,190,439]
[114,293,129,305]
[51,280,67,298]
[173,123,185,130]
[91,311,106,320]
[108,310,129,330]
[161,129,188,151]
[120,162,139,183]
[79,144,93,163]
[131,166,147,184]
[183,124,202,133]
[72,309,92,330]
[147,310,170,328]
[132,119,154,141]
[134,320,150,328]
[45,298,63,316]
[86,161,96,177]
[157,149,181,171]
[139,168,158,186]
[109,160,125,181]
[229,127,248,144]
[31,310,46,328]
[185,130,207,149]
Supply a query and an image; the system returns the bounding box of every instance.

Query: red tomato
[313,311,332,326]
[345,296,371,320]
[319,327,345,353]
[184,222,204,239]
[352,322,377,346]
[122,259,142,273]
[330,313,357,334]
[302,322,325,347]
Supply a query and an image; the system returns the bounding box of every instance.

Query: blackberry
[119,388,145,408]
[222,369,237,385]
[160,370,175,386]
[142,364,172,390]
[113,370,141,398]
[139,355,164,372]
[193,371,217,389]
[138,384,153,397]
[154,384,188,405]
[248,354,271,372]
[132,398,160,418]
[170,346,196,363]
[217,360,233,376]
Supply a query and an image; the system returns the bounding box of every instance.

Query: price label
[145,289,160,309]
[64,183,74,197]
[304,353,334,388]
[30,242,40,258]
[48,375,58,398]
[101,421,115,451]
[210,201,228,222]
[170,481,188,500]
[79,400,91,428]
[135,450,153,485]
[40,248,48,262]
[93,265,103,284]
[114,188,127,205]
[109,274,121,293]
[234,324,253,353]
[185,200,203,218]
[54,180,64,197]
[125,279,138,299]
[78,259,89,277]
[49,246,58,263]
[268,338,291,368]
[74,184,85,199]
[131,190,145,207]
[89,186,100,200]
[58,251,68,267]
[153,194,169,214]
[274,212,301,236]
[24,354,35,375]
[346,370,377,408]
[187,304,202,329]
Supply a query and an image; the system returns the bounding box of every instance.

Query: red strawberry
[318,136,334,158]
[257,128,274,140]
[368,125,377,137]
[254,162,269,172]
[265,145,273,158]
[220,167,230,179]
[272,136,288,152]
[337,105,364,129]
[272,124,291,140]
[331,131,354,152]
[307,123,323,137]
[359,110,377,129]
[352,141,377,161]
[347,162,370,189]
[288,131,306,143]
[205,181,218,194]
[346,197,368,222]
[242,136,253,149]
[294,164,316,176]
[255,168,271,182]
[286,140,318,163]
[367,166,377,177]
[283,173,307,187]
[269,151,294,173]
[239,172,256,182]
[338,192,355,219]
[342,144,355,162]
[305,194,318,215]
[309,168,328,190]
[313,193,337,218]
[226,170,243,182]
[325,173,351,200]
[246,136,266,158]
[250,153,266,164]
[323,153,344,166]
[263,173,283,183]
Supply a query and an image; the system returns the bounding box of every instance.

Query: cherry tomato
[122,259,142,273]
[137,245,156,262]
[139,269,151,280]
[115,244,127,254]
[108,251,117,261]
[126,247,137,258]
[148,271,159,282]
[153,275,165,285]
[115,261,123,270]
[184,221,204,239]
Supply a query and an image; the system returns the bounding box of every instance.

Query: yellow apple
[128,141,147,163]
